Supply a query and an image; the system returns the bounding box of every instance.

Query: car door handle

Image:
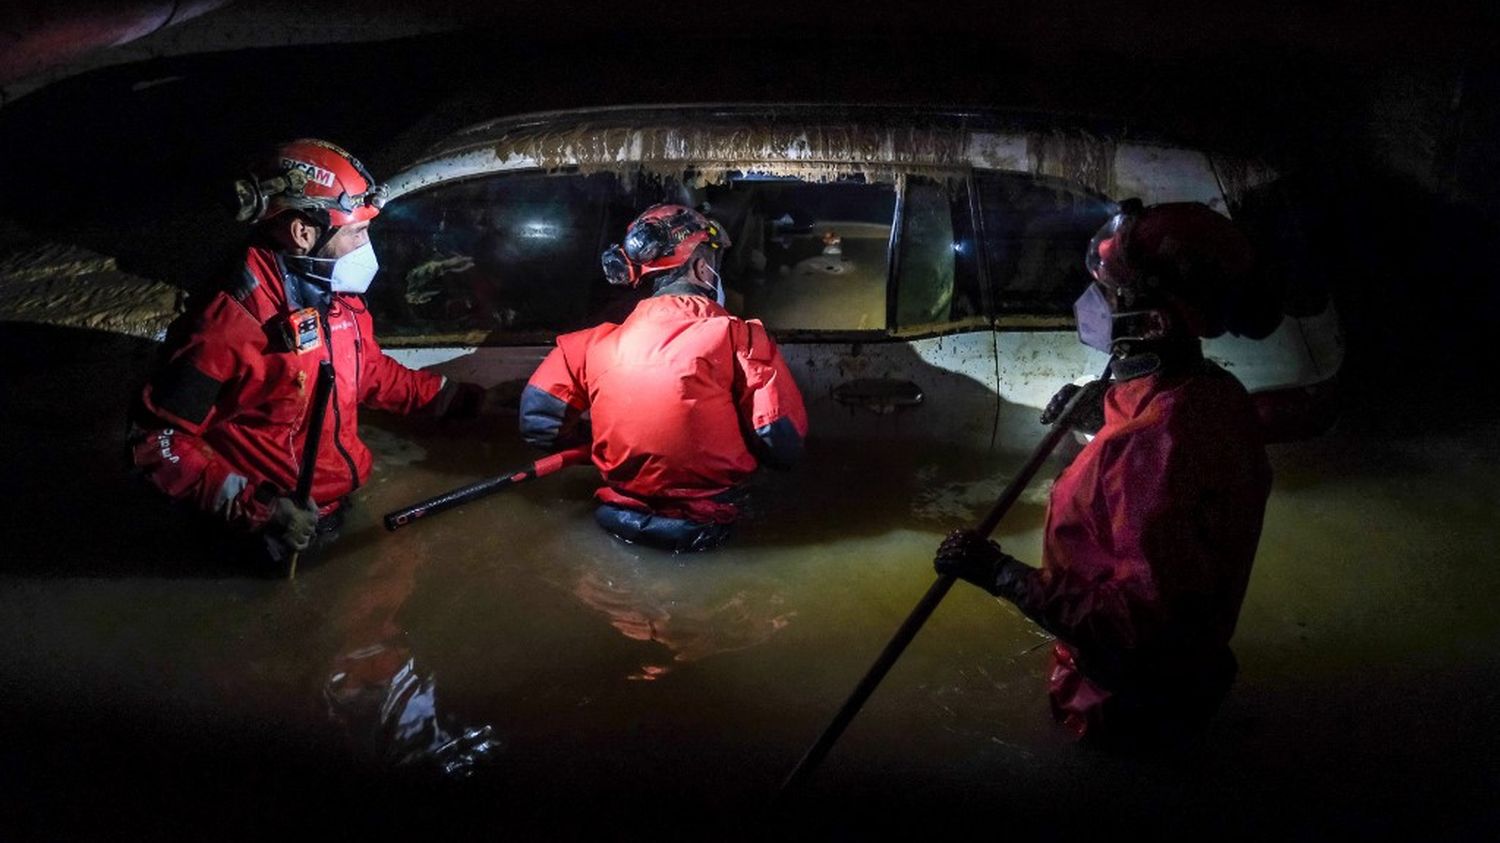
[832,378,924,415]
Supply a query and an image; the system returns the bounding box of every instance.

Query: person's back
[521,205,807,552]
[587,294,760,503]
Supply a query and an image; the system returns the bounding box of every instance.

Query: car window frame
[886,169,1001,339]
[970,167,1116,328]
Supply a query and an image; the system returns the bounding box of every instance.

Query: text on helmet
[280,157,337,189]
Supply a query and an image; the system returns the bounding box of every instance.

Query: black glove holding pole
[937,376,1111,600]
[934,529,1034,603]
[1040,378,1109,434]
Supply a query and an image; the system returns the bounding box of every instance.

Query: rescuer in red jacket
[520,204,808,552]
[935,200,1279,747]
[132,139,485,565]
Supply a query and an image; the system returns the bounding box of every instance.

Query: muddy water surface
[2,330,1497,838]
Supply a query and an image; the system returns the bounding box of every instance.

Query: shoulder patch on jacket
[149,359,224,426]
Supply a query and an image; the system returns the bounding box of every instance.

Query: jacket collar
[651,278,714,300]
[1111,338,1205,381]
[274,253,334,313]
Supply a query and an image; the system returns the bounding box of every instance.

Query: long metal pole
[779,364,1110,794]
[287,360,335,581]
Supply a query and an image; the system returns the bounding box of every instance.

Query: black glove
[268,496,318,551]
[1040,379,1107,434]
[431,380,519,420]
[934,529,1035,602]
[936,529,1006,590]
[429,380,486,421]
[481,380,524,415]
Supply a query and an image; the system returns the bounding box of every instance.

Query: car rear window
[369,171,644,339]
[702,178,897,332]
[372,171,902,339]
[974,172,1114,314]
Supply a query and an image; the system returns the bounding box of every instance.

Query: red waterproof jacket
[1010,361,1271,737]
[520,287,808,523]
[133,246,444,529]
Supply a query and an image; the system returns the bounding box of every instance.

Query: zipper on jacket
[321,309,362,493]
[350,303,364,397]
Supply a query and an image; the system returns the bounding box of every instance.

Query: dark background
[1,1,1498,838]
[2,1,1496,428]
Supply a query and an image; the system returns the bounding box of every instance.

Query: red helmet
[1086,199,1276,339]
[233,138,386,227]
[601,204,731,288]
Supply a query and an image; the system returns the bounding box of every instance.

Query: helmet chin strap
[282,253,337,293]
[704,262,726,306]
[282,214,344,289]
[309,222,339,259]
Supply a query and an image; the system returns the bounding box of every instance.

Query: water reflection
[321,539,504,778]
[521,437,1051,681]
[558,541,797,680]
[305,421,1064,771]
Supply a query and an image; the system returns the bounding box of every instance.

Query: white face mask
[298,242,380,294]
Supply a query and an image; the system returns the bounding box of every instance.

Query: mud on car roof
[388,103,1279,211]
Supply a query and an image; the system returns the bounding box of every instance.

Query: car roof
[389,102,1277,208]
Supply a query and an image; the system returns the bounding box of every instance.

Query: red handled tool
[383,444,592,531]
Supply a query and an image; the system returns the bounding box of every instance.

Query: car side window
[895,176,984,327]
[700,178,897,332]
[369,171,643,339]
[974,172,1114,314]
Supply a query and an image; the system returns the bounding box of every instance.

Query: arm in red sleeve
[131,426,278,529]
[999,420,1193,669]
[355,313,445,415]
[732,319,808,469]
[1000,564,1163,678]
[519,330,593,450]
[133,300,277,529]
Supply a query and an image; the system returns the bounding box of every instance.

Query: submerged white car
[370,104,1342,450]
